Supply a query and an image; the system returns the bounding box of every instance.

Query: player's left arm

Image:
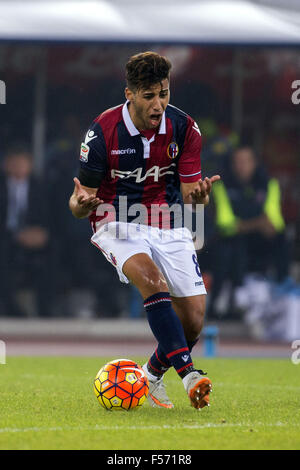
[178,118,220,206]
[181,175,221,206]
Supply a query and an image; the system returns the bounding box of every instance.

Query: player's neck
[140,128,157,140]
[127,102,159,134]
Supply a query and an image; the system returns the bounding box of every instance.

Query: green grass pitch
[0,356,299,450]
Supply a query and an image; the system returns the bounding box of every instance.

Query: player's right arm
[69,177,103,219]
[69,119,108,219]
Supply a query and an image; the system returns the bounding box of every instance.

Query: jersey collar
[122,101,166,136]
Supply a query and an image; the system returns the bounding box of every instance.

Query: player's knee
[137,269,169,298]
[123,254,168,298]
[146,273,169,295]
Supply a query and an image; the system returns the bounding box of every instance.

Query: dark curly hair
[126,51,172,92]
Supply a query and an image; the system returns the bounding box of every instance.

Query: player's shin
[144,292,194,379]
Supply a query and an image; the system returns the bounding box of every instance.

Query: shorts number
[192,254,202,278]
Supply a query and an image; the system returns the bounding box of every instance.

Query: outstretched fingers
[197,174,221,197]
[73,177,104,210]
[78,194,102,210]
[209,174,221,184]
[73,177,82,192]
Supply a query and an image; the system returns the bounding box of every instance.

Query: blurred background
[0,0,300,355]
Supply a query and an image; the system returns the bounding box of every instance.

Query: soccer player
[69,51,220,409]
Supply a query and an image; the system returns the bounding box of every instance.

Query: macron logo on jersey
[111,148,136,155]
[84,130,97,144]
[192,122,201,136]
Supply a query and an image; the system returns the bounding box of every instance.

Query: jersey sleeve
[79,119,108,175]
[178,119,202,183]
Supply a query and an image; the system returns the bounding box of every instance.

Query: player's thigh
[123,253,169,299]
[152,229,206,298]
[91,222,153,284]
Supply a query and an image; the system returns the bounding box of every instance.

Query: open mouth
[149,114,162,126]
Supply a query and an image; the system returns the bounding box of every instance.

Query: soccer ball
[93,359,149,411]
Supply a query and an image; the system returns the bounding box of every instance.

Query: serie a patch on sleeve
[80,143,90,162]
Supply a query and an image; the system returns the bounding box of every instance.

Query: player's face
[126,78,170,130]
[232,148,257,182]
[4,154,33,180]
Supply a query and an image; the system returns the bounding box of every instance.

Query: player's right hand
[73,177,104,213]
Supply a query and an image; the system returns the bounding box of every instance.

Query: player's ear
[125,87,134,102]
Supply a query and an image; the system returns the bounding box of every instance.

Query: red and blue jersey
[78,102,202,231]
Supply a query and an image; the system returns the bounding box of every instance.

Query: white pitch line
[0,422,299,434]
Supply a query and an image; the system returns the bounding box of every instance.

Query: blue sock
[144,292,193,378]
[148,338,200,377]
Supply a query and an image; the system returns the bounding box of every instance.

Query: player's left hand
[189,175,221,205]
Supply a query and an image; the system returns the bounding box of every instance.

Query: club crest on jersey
[80,143,90,162]
[167,142,179,159]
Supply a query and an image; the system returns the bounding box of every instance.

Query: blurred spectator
[0,145,54,317]
[46,115,128,317]
[207,145,290,319]
[196,119,236,271]
[198,118,235,179]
